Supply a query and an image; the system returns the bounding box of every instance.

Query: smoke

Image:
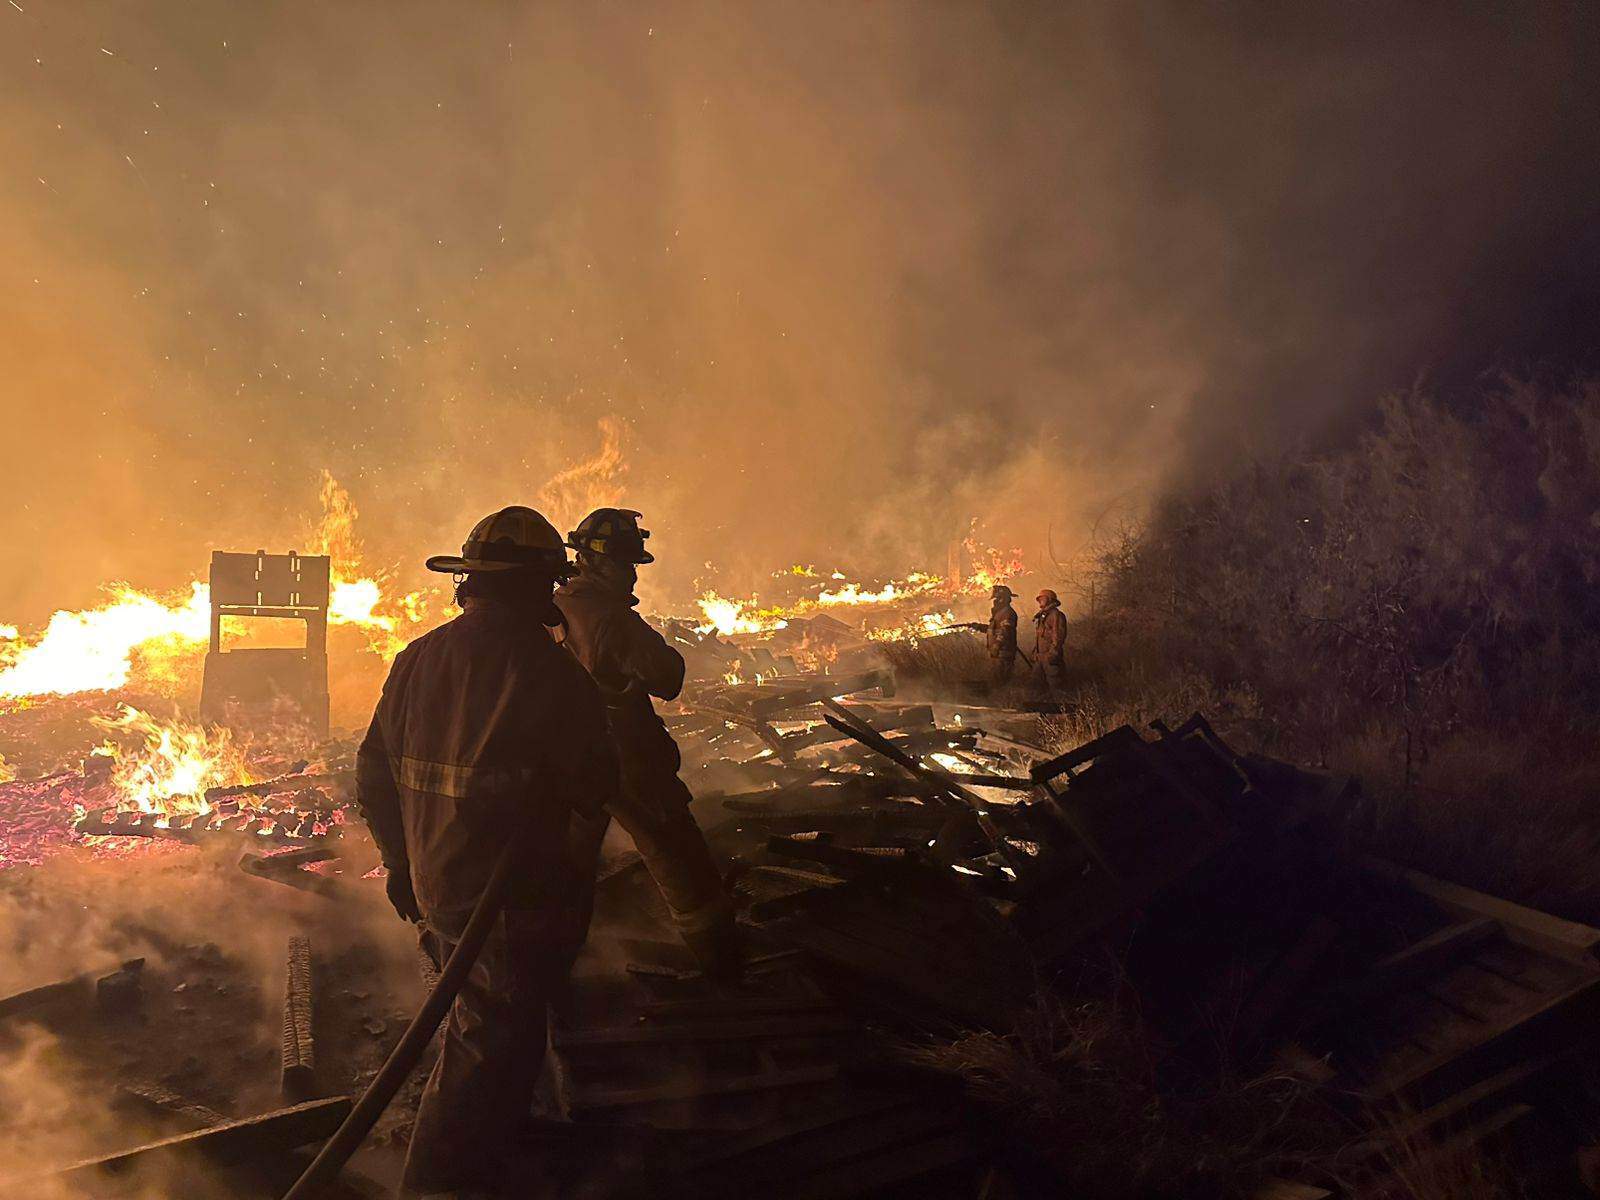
[0,847,423,1195]
[2,2,1597,622]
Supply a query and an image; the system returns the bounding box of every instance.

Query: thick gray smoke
[2,2,1596,620]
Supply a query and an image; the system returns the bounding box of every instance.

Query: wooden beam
[553,1013,858,1049]
[822,703,1022,873]
[766,835,912,873]
[569,1065,839,1115]
[1365,858,1600,964]
[281,935,316,1100]
[1339,917,1501,1006]
[0,958,143,1023]
[17,1097,352,1187]
[748,670,892,720]
[113,1082,230,1131]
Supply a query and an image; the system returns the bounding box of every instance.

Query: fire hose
[281,821,532,1199]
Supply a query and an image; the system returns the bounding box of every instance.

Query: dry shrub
[874,630,992,691]
[1091,377,1600,775]
[1325,726,1600,926]
[909,992,1344,1199]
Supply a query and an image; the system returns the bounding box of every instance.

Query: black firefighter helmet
[568,507,654,564]
[424,505,573,577]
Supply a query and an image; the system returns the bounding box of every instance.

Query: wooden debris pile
[12,656,1600,1195]
[617,681,1600,1196]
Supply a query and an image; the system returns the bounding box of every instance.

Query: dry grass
[909,990,1389,1199]
[912,990,1533,1199]
[1321,727,1600,927]
[874,630,992,692]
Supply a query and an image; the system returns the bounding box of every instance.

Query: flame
[0,472,441,704]
[818,572,942,607]
[535,416,629,535]
[328,578,388,627]
[961,522,1025,594]
[867,609,957,643]
[0,583,210,699]
[695,592,789,636]
[305,472,437,660]
[91,704,253,818]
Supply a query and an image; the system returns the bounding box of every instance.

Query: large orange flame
[0,583,209,700]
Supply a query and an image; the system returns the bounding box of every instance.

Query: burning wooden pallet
[72,766,351,849]
[74,805,334,847]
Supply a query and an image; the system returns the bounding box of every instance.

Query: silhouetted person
[555,507,739,977]
[355,505,618,1197]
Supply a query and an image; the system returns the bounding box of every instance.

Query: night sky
[3,2,1597,620]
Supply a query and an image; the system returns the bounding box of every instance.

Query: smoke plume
[3,2,1597,619]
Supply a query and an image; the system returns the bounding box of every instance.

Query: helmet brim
[425,554,576,578]
[425,555,518,574]
[566,540,654,565]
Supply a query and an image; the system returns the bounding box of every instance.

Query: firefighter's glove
[385,867,421,923]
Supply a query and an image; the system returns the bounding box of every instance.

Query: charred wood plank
[281,935,315,1100]
[240,846,344,898]
[743,805,948,836]
[1345,1055,1561,1164]
[1339,918,1501,1007]
[673,1098,974,1200]
[777,704,933,753]
[553,1012,858,1049]
[1366,858,1600,965]
[766,835,912,873]
[76,807,315,847]
[641,995,839,1022]
[114,1082,230,1130]
[748,671,893,720]
[15,1096,352,1187]
[822,704,1022,872]
[624,948,804,983]
[767,915,1012,1028]
[569,1064,839,1115]
[0,957,143,1023]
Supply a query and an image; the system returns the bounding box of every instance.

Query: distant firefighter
[986,584,1019,685]
[354,505,618,1195]
[556,507,740,978]
[1031,588,1069,702]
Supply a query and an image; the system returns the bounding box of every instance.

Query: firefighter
[985,584,1019,686]
[555,507,740,977]
[1031,588,1069,703]
[355,505,619,1197]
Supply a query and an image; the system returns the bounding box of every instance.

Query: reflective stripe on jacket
[355,597,619,937]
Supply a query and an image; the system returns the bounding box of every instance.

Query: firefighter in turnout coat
[1031,588,1069,702]
[355,506,620,1196]
[555,507,739,977]
[985,584,1019,685]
